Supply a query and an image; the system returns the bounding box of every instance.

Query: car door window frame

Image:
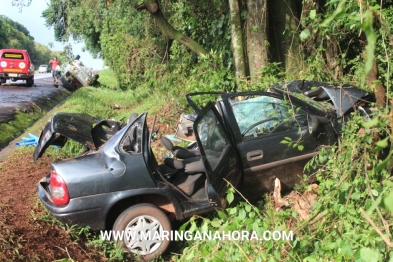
[119,121,142,154]
[221,92,324,143]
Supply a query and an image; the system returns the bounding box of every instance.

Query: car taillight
[0,61,6,67]
[19,62,26,69]
[49,171,70,205]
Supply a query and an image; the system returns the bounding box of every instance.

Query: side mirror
[308,115,329,134]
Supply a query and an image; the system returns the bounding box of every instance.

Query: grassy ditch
[0,91,69,149]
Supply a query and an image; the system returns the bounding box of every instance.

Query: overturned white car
[59,56,99,91]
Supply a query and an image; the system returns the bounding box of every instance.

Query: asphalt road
[0,73,69,123]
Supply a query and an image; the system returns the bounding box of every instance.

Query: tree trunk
[269,0,301,75]
[136,0,208,56]
[324,36,343,80]
[366,58,386,106]
[246,0,268,83]
[228,0,246,88]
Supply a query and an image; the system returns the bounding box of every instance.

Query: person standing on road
[49,57,60,84]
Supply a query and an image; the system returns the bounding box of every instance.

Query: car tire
[26,77,34,87]
[113,203,171,261]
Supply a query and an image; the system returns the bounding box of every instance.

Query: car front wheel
[113,203,171,261]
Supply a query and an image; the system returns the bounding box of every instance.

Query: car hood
[270,80,373,118]
[33,112,102,162]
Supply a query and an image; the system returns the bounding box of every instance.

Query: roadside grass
[56,69,182,122]
[0,90,69,149]
[96,69,119,89]
[0,108,44,149]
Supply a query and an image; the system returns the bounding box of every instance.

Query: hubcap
[124,215,164,255]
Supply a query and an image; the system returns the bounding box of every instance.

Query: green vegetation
[0,15,59,66]
[0,108,42,148]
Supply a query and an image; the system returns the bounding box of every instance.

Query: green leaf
[382,191,393,211]
[201,221,208,232]
[238,208,246,219]
[300,29,310,41]
[309,10,316,19]
[227,191,234,204]
[338,240,353,258]
[319,154,327,163]
[321,0,346,26]
[351,191,361,200]
[298,145,304,151]
[229,207,237,215]
[282,28,290,37]
[375,137,389,148]
[389,251,393,262]
[375,156,390,172]
[363,14,377,73]
[189,221,196,232]
[362,117,379,128]
[356,248,379,262]
[211,218,221,228]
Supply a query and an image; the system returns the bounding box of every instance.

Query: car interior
[119,113,210,202]
[159,136,207,200]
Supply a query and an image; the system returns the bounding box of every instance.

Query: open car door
[193,102,242,208]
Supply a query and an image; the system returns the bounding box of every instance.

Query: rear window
[1,52,24,60]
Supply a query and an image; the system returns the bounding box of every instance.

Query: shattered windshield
[229,95,308,138]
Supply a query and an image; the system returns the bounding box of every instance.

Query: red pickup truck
[0,48,35,87]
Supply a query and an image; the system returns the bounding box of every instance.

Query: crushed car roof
[269,80,373,118]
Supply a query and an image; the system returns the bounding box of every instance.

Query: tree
[38,0,392,106]
[246,0,269,83]
[0,14,58,66]
[228,0,246,85]
[135,0,208,56]
[269,0,302,75]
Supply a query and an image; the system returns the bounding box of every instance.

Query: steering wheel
[241,117,278,138]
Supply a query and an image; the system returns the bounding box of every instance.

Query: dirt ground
[0,151,107,261]
[0,106,179,261]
